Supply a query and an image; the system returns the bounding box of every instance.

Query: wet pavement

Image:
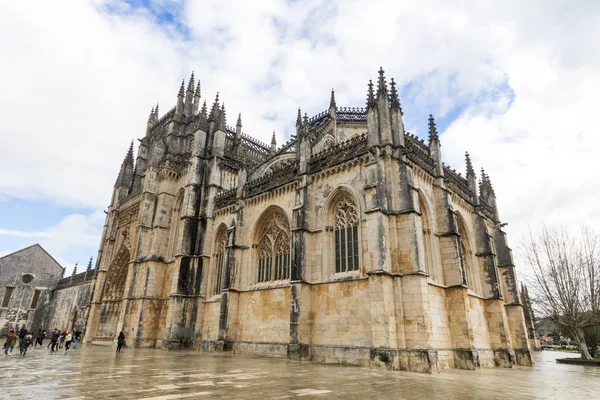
[1,345,599,399]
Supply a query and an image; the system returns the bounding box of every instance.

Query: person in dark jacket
[116,331,125,353]
[35,329,46,347]
[50,328,60,352]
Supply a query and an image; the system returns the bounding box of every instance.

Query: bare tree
[521,227,600,360]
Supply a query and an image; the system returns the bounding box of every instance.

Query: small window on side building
[1,287,14,308]
[30,289,41,309]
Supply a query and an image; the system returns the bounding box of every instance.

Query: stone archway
[95,246,130,340]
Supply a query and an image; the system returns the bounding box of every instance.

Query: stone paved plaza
[1,346,599,399]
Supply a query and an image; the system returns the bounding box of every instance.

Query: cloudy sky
[1,0,599,275]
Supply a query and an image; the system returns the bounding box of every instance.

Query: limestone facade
[85,69,534,372]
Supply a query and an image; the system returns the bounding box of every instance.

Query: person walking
[35,329,46,347]
[18,326,28,349]
[20,332,33,356]
[116,331,125,353]
[73,330,82,349]
[3,330,18,356]
[50,328,60,352]
[59,331,66,349]
[64,331,73,352]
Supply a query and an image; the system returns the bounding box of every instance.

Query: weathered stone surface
[84,69,535,373]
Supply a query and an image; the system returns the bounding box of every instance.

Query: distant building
[0,244,63,334]
[0,244,95,336]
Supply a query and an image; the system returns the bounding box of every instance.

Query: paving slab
[1,346,599,399]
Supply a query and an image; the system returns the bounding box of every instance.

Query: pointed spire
[187,72,195,92]
[296,108,302,127]
[303,112,309,126]
[124,140,134,167]
[329,89,336,110]
[154,103,159,120]
[209,92,220,121]
[201,100,207,118]
[366,80,375,107]
[236,113,242,127]
[195,80,201,98]
[271,130,277,152]
[219,103,227,127]
[178,80,185,97]
[465,151,474,176]
[389,78,402,114]
[148,106,155,122]
[72,262,78,276]
[428,114,439,143]
[376,67,388,97]
[87,257,93,271]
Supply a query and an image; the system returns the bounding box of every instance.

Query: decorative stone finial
[148,106,155,122]
[428,114,439,144]
[296,108,302,127]
[209,92,220,121]
[187,72,195,92]
[329,89,336,110]
[465,152,474,176]
[154,103,159,120]
[195,80,201,98]
[124,140,134,166]
[389,78,402,114]
[87,257,92,271]
[200,100,207,118]
[236,112,242,127]
[178,80,185,97]
[366,80,375,107]
[377,67,388,97]
[72,262,78,276]
[271,130,277,152]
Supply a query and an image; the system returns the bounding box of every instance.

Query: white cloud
[1,0,599,273]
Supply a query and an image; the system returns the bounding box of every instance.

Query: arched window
[457,214,481,294]
[334,196,359,273]
[256,209,291,282]
[213,227,227,295]
[167,191,184,258]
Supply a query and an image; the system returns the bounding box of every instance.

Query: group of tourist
[3,327,83,356]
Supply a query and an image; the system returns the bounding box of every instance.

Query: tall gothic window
[257,210,291,282]
[334,196,359,273]
[214,230,227,295]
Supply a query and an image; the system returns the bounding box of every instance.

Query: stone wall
[39,274,95,334]
[0,244,63,335]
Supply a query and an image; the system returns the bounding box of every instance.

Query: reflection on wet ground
[1,346,599,399]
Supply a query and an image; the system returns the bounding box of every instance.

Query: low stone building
[0,244,63,335]
[86,68,534,373]
[39,260,95,334]
[0,244,95,336]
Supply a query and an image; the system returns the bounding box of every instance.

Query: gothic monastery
[85,68,536,373]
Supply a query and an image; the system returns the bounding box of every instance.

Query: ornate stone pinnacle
[201,100,207,117]
[465,152,474,176]
[366,80,375,107]
[154,103,159,120]
[187,72,195,92]
[87,257,93,271]
[377,67,388,97]
[296,108,302,127]
[330,89,336,110]
[428,114,439,143]
[209,93,220,121]
[178,80,185,97]
[124,140,134,166]
[148,106,155,122]
[236,112,242,127]
[195,80,201,98]
[303,113,309,126]
[72,262,78,276]
[271,130,277,146]
[389,78,402,114]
